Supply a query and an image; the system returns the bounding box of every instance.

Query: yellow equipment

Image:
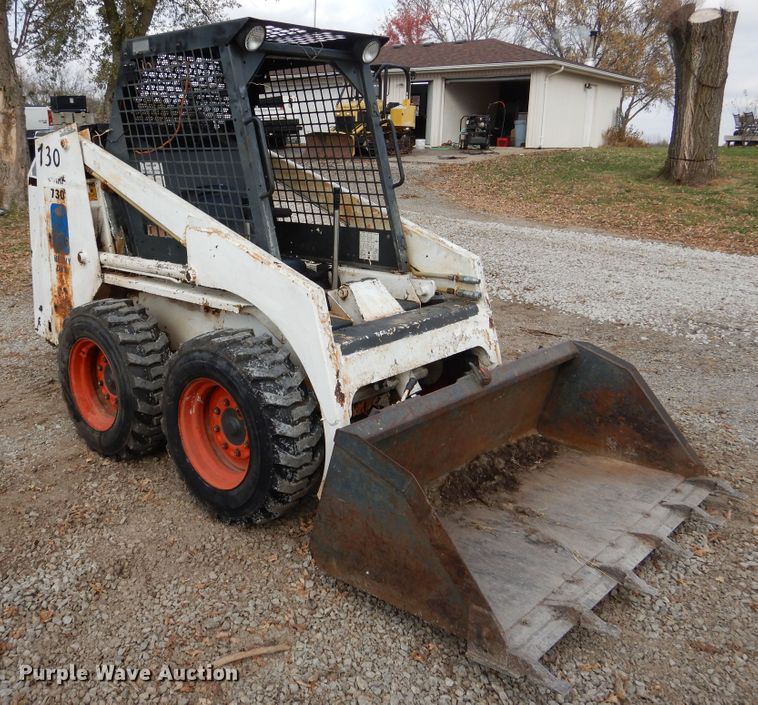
[334,64,416,155]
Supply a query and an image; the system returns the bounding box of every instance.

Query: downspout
[538,65,565,149]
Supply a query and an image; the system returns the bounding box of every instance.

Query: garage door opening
[442,76,531,147]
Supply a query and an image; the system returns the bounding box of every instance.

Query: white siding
[386,74,407,103]
[589,81,623,146]
[527,69,623,148]
[428,80,444,146]
[525,68,546,149]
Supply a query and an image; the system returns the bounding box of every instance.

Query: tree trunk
[663,6,738,185]
[0,1,29,211]
[100,0,159,114]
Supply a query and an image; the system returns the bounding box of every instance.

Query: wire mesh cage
[253,59,391,233]
[116,47,253,239]
[109,26,403,270]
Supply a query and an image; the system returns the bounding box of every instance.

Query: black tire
[58,298,169,458]
[161,330,324,523]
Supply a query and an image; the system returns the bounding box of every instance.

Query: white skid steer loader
[28,18,740,693]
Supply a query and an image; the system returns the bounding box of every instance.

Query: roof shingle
[376,38,558,69]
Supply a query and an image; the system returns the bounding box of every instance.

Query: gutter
[383,60,640,86]
[539,65,565,149]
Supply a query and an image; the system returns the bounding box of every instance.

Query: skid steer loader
[28,17,739,693]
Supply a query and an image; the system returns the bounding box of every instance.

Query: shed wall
[529,70,623,148]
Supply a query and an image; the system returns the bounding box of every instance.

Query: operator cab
[106,18,409,287]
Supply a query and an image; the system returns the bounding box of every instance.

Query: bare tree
[613,0,674,133]
[663,4,738,184]
[0,0,238,209]
[93,0,238,108]
[384,0,517,43]
[20,62,105,115]
[509,1,674,135]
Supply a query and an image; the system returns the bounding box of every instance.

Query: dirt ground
[0,175,755,704]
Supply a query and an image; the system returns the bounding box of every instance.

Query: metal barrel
[311,341,728,692]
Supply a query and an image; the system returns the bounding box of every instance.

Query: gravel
[401,209,758,347]
[1,162,755,704]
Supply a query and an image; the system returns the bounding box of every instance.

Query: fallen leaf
[689,640,722,654]
[578,662,601,672]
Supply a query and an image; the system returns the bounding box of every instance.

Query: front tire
[161,330,323,523]
[58,299,169,457]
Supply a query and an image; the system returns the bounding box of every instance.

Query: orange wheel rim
[177,378,251,490]
[68,338,119,432]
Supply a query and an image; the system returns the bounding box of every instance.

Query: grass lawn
[424,146,758,255]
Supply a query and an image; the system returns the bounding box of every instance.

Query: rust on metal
[334,379,346,405]
[49,200,73,334]
[311,341,714,692]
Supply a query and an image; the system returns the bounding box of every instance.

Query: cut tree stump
[663,6,738,185]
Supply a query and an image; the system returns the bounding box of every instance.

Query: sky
[233,0,758,142]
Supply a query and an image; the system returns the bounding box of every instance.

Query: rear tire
[58,298,169,458]
[161,330,323,523]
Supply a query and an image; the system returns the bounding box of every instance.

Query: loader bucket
[311,341,730,693]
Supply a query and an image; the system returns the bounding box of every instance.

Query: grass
[424,147,758,255]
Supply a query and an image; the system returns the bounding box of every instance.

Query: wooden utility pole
[663,5,738,185]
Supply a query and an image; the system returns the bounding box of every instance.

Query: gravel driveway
[404,209,757,346]
[1,160,755,705]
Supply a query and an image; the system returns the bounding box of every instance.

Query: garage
[378,38,638,149]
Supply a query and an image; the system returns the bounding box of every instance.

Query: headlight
[361,40,381,64]
[244,25,267,52]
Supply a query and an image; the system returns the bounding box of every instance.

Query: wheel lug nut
[244,441,249,448]
[223,399,230,407]
[97,365,103,372]
[105,393,110,399]
[97,380,103,386]
[212,425,220,432]
[222,442,228,449]
[233,449,240,457]
[213,407,220,415]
